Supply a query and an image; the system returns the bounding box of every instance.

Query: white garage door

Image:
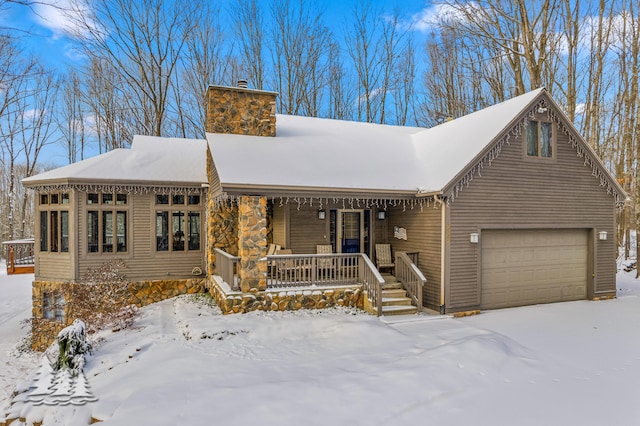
[481,229,588,309]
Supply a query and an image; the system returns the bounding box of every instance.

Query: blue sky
[6,0,437,72]
[3,0,439,166]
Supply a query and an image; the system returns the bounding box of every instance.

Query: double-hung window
[38,193,70,253]
[526,120,554,158]
[155,194,202,252]
[86,192,128,254]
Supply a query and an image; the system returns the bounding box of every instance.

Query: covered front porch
[211,248,425,316]
[207,194,428,316]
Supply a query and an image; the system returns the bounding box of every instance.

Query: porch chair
[316,244,335,279]
[375,243,395,274]
[267,243,281,256]
[274,249,311,282]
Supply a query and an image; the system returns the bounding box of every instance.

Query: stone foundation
[208,276,363,314]
[31,278,205,351]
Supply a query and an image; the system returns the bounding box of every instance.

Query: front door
[332,209,370,255]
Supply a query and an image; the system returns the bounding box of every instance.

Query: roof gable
[439,89,625,205]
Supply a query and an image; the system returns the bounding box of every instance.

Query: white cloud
[64,43,86,62]
[408,2,479,33]
[23,108,42,121]
[32,0,92,39]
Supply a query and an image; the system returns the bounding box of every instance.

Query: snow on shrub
[47,319,92,376]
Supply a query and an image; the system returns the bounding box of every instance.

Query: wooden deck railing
[3,239,35,275]
[214,250,386,315]
[214,248,240,291]
[395,251,426,311]
[359,254,385,316]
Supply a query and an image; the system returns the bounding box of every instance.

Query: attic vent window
[526,120,554,158]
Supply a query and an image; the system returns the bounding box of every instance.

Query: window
[86,192,129,254]
[527,120,553,158]
[40,211,48,251]
[43,292,66,322]
[38,193,70,254]
[155,193,202,252]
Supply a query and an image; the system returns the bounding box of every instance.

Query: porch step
[381,288,408,299]
[382,297,413,306]
[378,273,419,316]
[382,305,419,315]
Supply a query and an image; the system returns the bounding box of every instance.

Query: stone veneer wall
[31,278,205,351]
[237,196,267,292]
[205,85,277,137]
[207,199,238,276]
[208,276,363,314]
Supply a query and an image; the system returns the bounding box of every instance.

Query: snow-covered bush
[47,319,92,376]
[67,259,138,334]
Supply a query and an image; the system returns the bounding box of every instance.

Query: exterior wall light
[377,211,386,220]
[470,233,479,244]
[598,231,607,241]
[318,209,326,220]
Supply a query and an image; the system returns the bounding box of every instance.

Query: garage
[481,229,588,309]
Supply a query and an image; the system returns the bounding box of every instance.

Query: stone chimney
[206,81,277,137]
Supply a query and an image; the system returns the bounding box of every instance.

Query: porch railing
[395,251,426,311]
[359,253,385,316]
[214,248,240,291]
[3,238,35,275]
[214,250,385,316]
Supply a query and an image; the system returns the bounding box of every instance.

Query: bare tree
[69,0,198,137]
[83,57,133,153]
[58,70,86,163]
[268,0,332,116]
[176,4,233,138]
[326,42,354,120]
[231,0,266,89]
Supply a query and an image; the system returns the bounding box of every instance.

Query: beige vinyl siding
[373,208,388,245]
[37,255,73,280]
[385,205,442,310]
[78,192,205,281]
[272,204,287,248]
[447,120,617,312]
[34,190,75,281]
[288,203,330,253]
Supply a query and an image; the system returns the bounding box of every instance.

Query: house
[23,83,625,349]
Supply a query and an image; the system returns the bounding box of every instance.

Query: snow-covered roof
[23,135,208,188]
[26,88,622,202]
[207,88,545,195]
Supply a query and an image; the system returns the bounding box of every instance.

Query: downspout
[434,195,446,314]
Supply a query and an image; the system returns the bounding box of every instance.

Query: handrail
[395,251,426,311]
[214,248,240,291]
[359,253,385,316]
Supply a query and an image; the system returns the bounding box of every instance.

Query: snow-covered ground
[2,262,640,425]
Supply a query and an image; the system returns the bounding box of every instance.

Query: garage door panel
[481,229,588,309]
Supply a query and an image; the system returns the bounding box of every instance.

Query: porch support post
[237,195,268,292]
